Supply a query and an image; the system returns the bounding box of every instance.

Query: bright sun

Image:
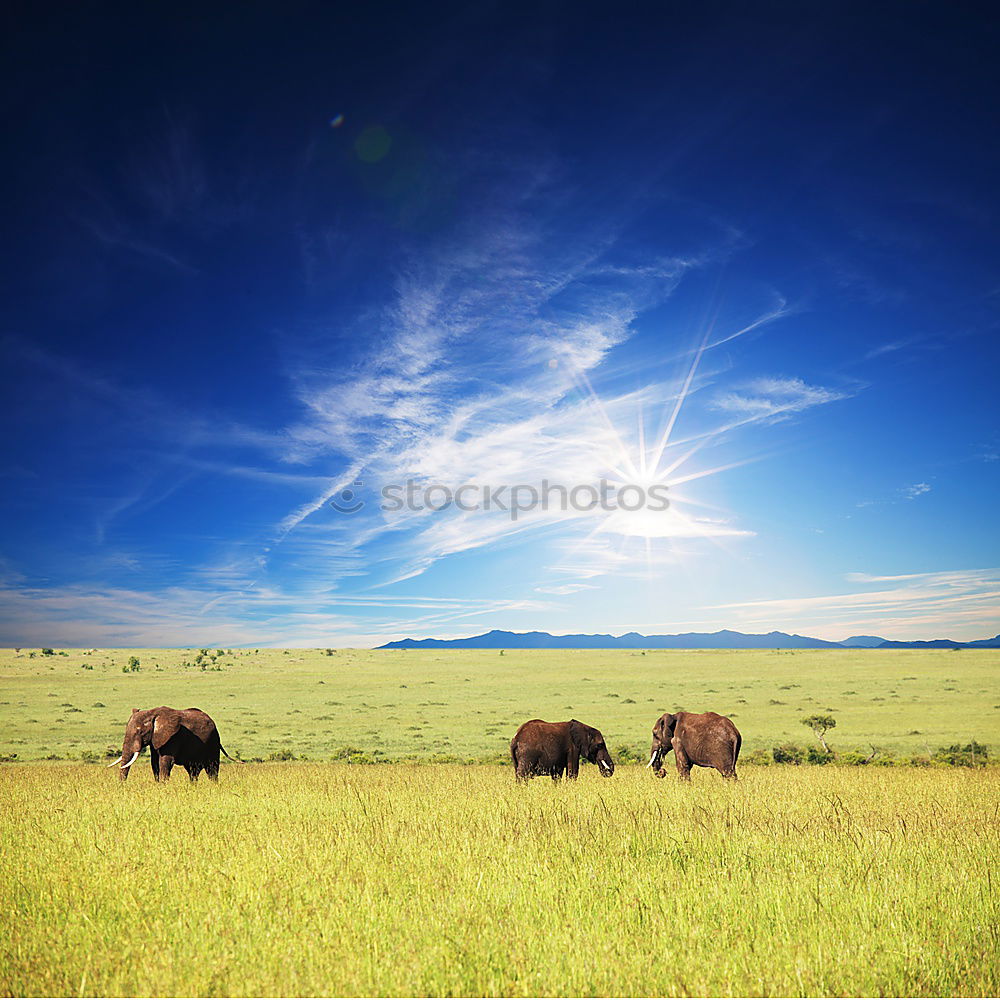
[571,329,755,551]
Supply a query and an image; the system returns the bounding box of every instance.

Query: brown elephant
[510,719,615,781]
[647,711,741,780]
[107,706,232,782]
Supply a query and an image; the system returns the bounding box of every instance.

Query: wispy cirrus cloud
[0,576,554,648]
[711,376,853,422]
[857,481,933,508]
[705,568,1000,640]
[900,482,931,500]
[268,204,798,590]
[534,583,598,595]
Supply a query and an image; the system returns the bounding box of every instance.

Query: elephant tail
[509,740,518,769]
[219,743,239,762]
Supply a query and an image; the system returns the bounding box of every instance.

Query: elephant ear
[655,713,676,744]
[569,719,590,755]
[150,711,180,750]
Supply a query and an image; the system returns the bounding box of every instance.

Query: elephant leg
[186,762,202,782]
[150,748,160,781]
[566,745,580,780]
[158,754,175,781]
[205,758,219,782]
[673,746,692,781]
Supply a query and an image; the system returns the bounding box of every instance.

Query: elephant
[510,719,615,781]
[647,711,741,781]
[107,706,232,782]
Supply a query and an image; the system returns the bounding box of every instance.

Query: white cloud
[0,579,554,648]
[856,481,933,508]
[705,568,1000,641]
[534,583,598,595]
[712,376,852,422]
[901,482,931,500]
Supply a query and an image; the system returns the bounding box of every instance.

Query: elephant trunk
[119,741,141,781]
[596,748,615,777]
[648,741,668,771]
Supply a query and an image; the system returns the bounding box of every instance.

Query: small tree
[802,714,836,752]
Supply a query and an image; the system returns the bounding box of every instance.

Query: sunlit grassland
[1,648,998,762]
[1,764,997,997]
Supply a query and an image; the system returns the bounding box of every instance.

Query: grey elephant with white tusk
[648,711,741,781]
[110,706,233,782]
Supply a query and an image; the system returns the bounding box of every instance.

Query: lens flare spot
[355,125,392,163]
[329,114,345,128]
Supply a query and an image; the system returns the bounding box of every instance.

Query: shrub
[772,743,806,765]
[806,746,837,765]
[0,752,18,763]
[330,746,378,764]
[614,744,644,764]
[122,656,140,673]
[933,742,989,767]
[267,748,297,761]
[41,648,54,656]
[744,748,771,766]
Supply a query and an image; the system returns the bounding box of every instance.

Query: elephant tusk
[646,752,658,768]
[121,751,140,769]
[105,756,123,767]
[600,759,612,771]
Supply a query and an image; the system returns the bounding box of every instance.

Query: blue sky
[1,2,998,646]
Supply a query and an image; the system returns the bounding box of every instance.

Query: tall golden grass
[1,763,996,997]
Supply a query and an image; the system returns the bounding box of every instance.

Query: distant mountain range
[377,628,1000,650]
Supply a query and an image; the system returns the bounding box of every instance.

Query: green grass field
[1,648,998,996]
[1,647,998,762]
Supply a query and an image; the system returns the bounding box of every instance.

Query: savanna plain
[1,648,998,997]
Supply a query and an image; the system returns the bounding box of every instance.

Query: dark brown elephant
[107,706,232,782]
[648,711,741,781]
[510,719,615,781]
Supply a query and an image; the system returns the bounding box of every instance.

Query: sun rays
[560,325,756,582]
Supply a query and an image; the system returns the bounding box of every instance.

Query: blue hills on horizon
[376,628,1000,650]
